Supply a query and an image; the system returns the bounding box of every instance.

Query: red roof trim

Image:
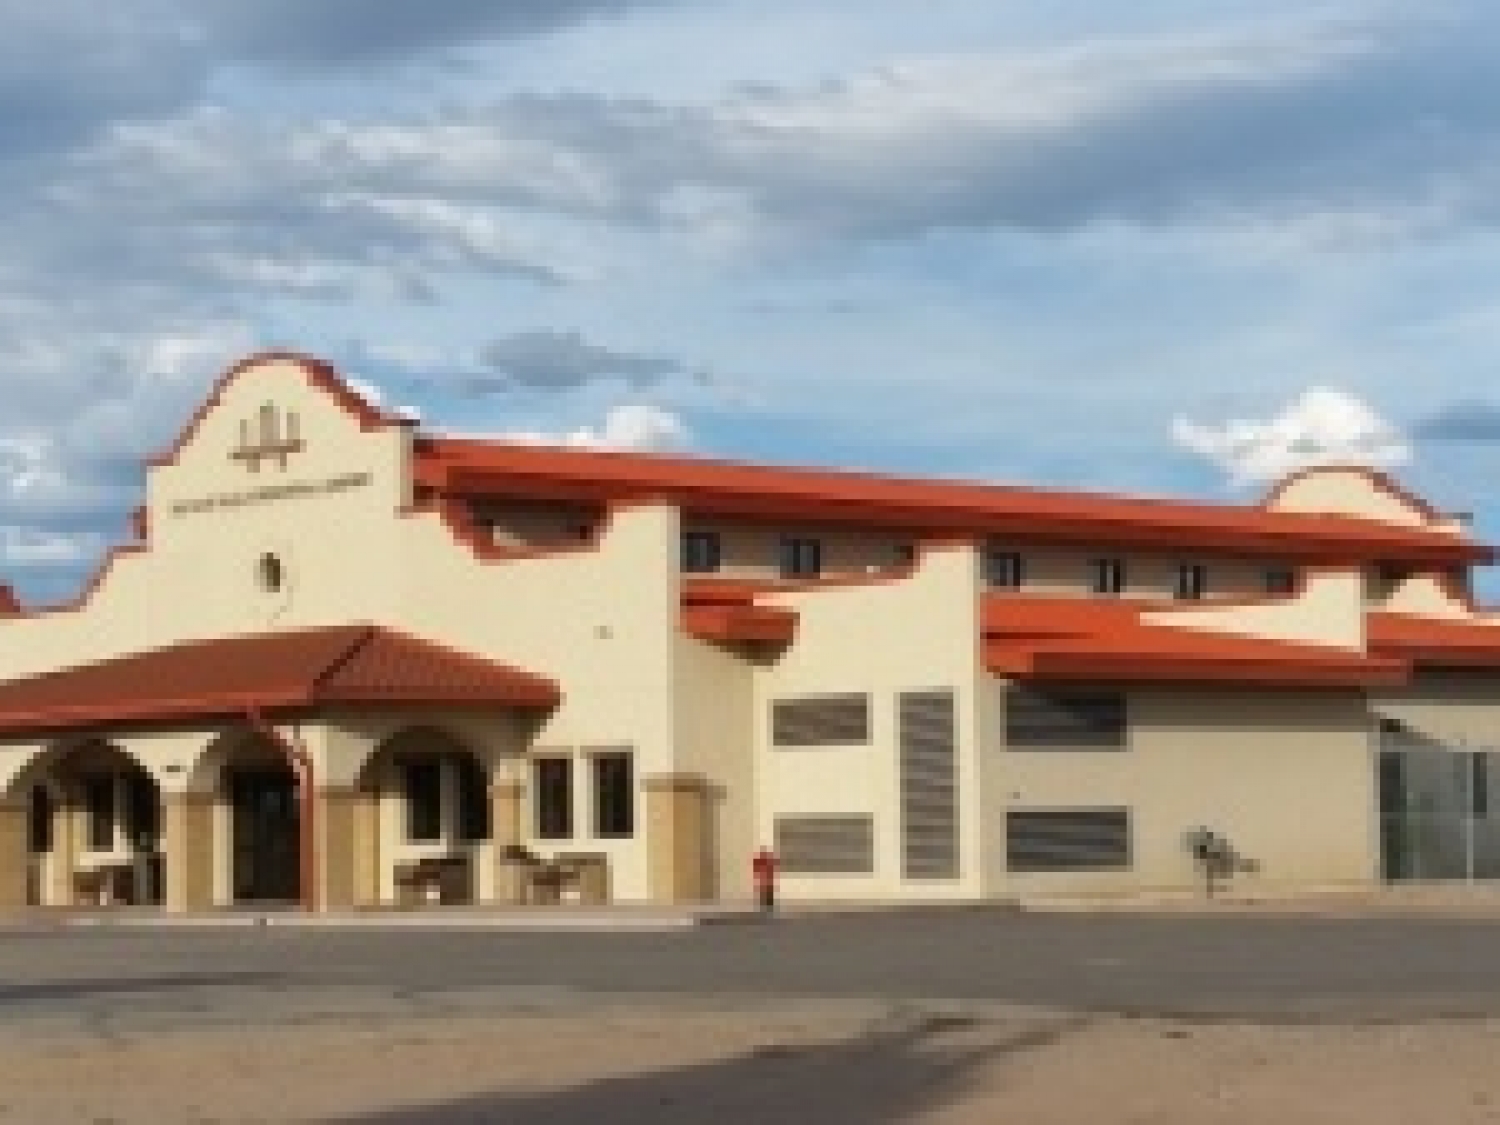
[418,438,1490,566]
[0,625,559,738]
[989,642,1408,689]
[146,351,400,469]
[1369,613,1500,668]
[984,594,1409,689]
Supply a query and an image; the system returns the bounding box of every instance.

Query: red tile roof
[415,437,1490,566]
[1369,613,1500,667]
[985,595,1409,689]
[681,583,798,645]
[0,626,559,736]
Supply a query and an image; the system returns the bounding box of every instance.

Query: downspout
[245,709,318,912]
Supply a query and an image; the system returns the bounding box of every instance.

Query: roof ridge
[309,623,380,697]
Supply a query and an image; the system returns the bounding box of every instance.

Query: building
[0,351,1498,912]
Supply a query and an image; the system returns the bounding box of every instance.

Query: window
[681,531,722,574]
[775,815,875,873]
[455,755,491,843]
[592,751,634,838]
[1174,563,1208,601]
[772,694,871,746]
[83,776,114,851]
[1263,567,1297,596]
[28,786,52,854]
[1089,557,1125,595]
[985,550,1024,590]
[123,772,159,849]
[1006,808,1131,872]
[401,758,444,843]
[889,543,917,569]
[257,553,285,594]
[900,690,958,880]
[779,537,822,579]
[535,757,573,840]
[1007,688,1128,750]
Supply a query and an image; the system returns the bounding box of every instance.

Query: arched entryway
[358,727,490,906]
[9,739,164,907]
[195,731,304,907]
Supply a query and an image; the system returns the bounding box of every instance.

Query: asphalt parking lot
[5,909,1500,1029]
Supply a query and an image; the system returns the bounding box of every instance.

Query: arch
[195,728,305,907]
[359,725,493,907]
[7,738,164,908]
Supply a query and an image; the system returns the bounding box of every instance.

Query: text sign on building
[168,401,375,516]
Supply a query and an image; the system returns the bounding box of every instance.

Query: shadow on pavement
[340,1010,1089,1124]
[0,971,281,1005]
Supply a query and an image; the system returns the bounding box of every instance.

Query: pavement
[6,906,1500,1026]
[8,906,1500,1121]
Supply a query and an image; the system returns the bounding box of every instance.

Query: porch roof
[1369,612,1500,667]
[0,625,560,737]
[984,595,1410,689]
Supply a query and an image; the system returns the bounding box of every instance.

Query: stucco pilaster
[643,773,709,904]
[163,792,215,912]
[0,800,29,910]
[318,786,376,910]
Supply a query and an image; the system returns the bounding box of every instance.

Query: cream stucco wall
[992,685,1380,895]
[753,543,986,900]
[1266,468,1439,528]
[673,636,757,900]
[1142,570,1367,649]
[1380,574,1477,620]
[0,359,413,678]
[1375,672,1500,747]
[393,502,681,900]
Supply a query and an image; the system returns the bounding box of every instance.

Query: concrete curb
[1,906,746,933]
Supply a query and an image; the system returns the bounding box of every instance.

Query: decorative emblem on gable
[232,403,304,472]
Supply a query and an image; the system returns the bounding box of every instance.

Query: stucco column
[163,792,215,913]
[643,774,710,904]
[491,779,528,905]
[0,800,30,910]
[317,786,377,910]
[43,792,77,907]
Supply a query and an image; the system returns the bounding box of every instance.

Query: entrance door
[230,770,301,903]
[1379,747,1500,882]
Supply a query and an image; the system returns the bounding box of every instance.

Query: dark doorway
[230,768,301,904]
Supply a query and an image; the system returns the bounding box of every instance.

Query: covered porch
[0,625,567,912]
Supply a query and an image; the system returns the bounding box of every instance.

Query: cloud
[497,403,691,452]
[471,330,694,393]
[1412,401,1500,443]
[1172,387,1412,487]
[199,0,672,69]
[0,526,107,570]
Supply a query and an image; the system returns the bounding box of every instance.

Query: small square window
[1089,557,1126,596]
[779,537,822,579]
[682,531,722,574]
[1262,568,1297,595]
[535,757,573,840]
[401,758,444,843]
[985,551,1024,589]
[1174,563,1208,601]
[592,752,634,839]
[83,776,114,851]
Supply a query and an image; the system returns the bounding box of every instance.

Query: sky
[4,0,1500,601]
